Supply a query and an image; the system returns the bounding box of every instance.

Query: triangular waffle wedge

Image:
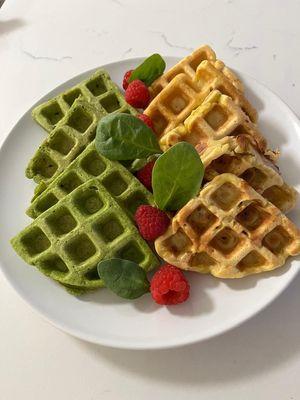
[155,173,300,278]
[26,97,137,187]
[195,61,257,122]
[159,90,267,155]
[144,61,257,138]
[11,178,159,291]
[27,141,154,219]
[199,135,297,213]
[150,45,243,98]
[32,69,132,132]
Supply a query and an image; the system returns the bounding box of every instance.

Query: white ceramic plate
[0,57,299,350]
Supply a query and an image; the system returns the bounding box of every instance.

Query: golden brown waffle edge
[155,173,300,278]
[159,90,266,155]
[199,135,297,213]
[145,61,257,138]
[150,45,244,98]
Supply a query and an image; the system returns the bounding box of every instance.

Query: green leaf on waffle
[95,113,162,160]
[129,54,166,86]
[122,153,160,172]
[152,142,204,211]
[97,258,150,299]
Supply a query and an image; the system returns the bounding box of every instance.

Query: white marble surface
[1,0,300,399]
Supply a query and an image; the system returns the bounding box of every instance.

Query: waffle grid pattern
[27,96,137,188]
[12,179,159,290]
[27,142,154,219]
[155,173,300,278]
[199,135,297,213]
[145,61,257,138]
[32,69,131,132]
[159,90,266,154]
[150,45,244,98]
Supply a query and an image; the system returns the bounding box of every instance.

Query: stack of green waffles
[11,69,160,295]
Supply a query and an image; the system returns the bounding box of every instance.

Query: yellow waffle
[199,135,296,213]
[155,173,300,278]
[159,90,267,155]
[144,61,257,138]
[150,45,244,98]
[196,61,257,122]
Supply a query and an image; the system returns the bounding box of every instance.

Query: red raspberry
[137,114,154,131]
[125,79,150,109]
[136,161,155,191]
[135,205,170,241]
[122,70,133,90]
[150,264,190,305]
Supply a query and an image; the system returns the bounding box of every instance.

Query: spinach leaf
[97,258,150,299]
[95,113,162,160]
[152,142,204,211]
[129,54,166,86]
[124,154,160,172]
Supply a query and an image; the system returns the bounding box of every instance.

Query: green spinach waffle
[32,69,130,132]
[27,96,137,189]
[27,141,154,219]
[11,179,159,292]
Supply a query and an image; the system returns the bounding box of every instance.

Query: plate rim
[0,56,299,350]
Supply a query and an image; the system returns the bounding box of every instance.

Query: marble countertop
[1,1,300,399]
